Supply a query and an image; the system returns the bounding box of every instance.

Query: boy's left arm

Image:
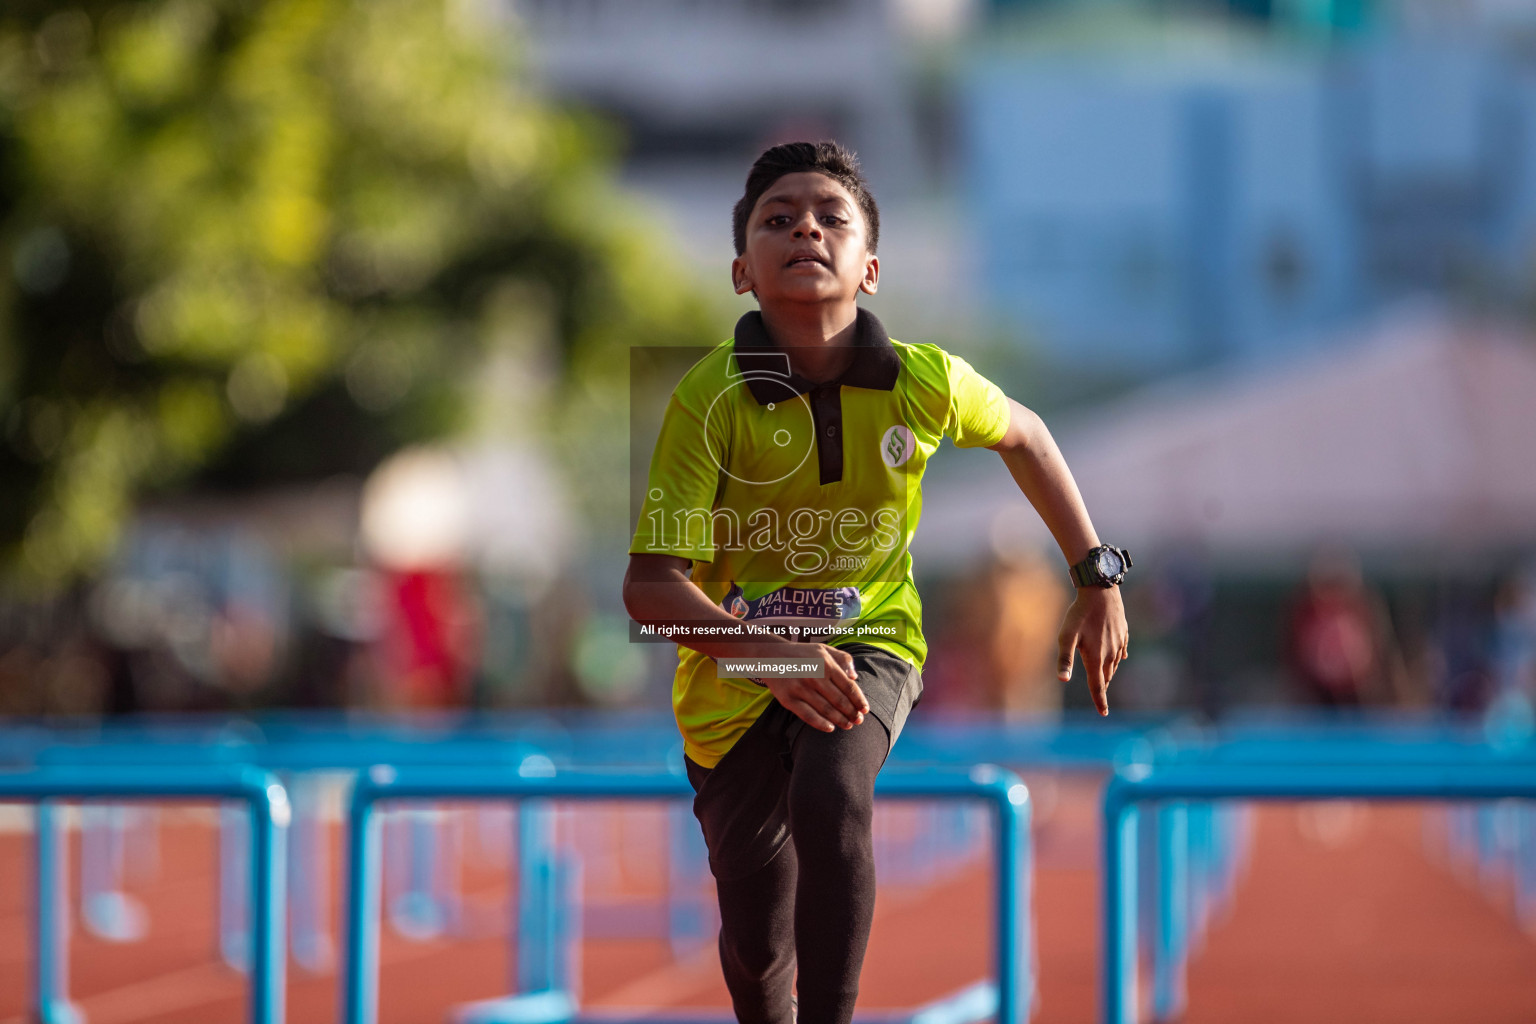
[988,397,1129,715]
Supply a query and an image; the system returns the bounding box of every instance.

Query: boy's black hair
[732,141,880,257]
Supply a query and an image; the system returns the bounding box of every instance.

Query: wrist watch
[1070,545,1133,588]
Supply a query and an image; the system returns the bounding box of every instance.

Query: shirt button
[826,425,838,438]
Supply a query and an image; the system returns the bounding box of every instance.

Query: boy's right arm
[622,553,869,732]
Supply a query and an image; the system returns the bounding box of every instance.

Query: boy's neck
[758,301,860,383]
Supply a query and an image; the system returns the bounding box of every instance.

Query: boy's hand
[1057,586,1129,716]
[763,643,870,732]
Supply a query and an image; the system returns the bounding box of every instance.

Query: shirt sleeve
[943,351,1012,448]
[629,385,726,562]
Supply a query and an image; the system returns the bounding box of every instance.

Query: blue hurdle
[1139,723,1536,1022]
[342,762,1033,1024]
[1102,760,1536,1024]
[25,726,717,980]
[25,714,1064,979]
[34,735,547,974]
[1149,721,1536,1020]
[0,764,289,1024]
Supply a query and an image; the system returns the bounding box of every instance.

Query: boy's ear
[859,253,880,296]
[731,256,754,295]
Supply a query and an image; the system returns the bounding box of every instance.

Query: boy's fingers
[772,678,843,729]
[788,699,837,733]
[1086,657,1109,716]
[832,647,859,681]
[812,673,856,713]
[826,651,870,713]
[809,677,859,724]
[1057,632,1079,682]
[842,678,869,715]
[825,673,869,716]
[799,678,858,727]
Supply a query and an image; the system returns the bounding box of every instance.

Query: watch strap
[1069,559,1094,588]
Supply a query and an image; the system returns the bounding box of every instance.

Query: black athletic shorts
[682,642,922,881]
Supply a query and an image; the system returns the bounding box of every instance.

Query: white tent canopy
[915,307,1536,564]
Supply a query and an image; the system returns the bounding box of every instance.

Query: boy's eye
[760,212,846,228]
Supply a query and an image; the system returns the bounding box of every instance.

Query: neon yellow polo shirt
[631,308,1011,767]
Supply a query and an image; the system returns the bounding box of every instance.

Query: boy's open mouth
[785,252,827,267]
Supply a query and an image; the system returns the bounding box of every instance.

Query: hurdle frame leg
[221,802,251,971]
[34,800,81,1024]
[515,800,560,994]
[1105,802,1140,1024]
[250,783,288,1024]
[290,773,335,972]
[1152,801,1188,1023]
[1517,803,1536,934]
[80,803,148,942]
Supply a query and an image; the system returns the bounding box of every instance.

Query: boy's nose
[792,214,821,238]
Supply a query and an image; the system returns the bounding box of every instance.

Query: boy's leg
[686,646,919,1024]
[785,644,920,1024]
[785,715,889,1024]
[713,842,798,1024]
[684,705,802,1024]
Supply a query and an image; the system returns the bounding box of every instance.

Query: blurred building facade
[508,0,1536,379]
[506,0,986,330]
[963,40,1536,373]
[512,0,929,189]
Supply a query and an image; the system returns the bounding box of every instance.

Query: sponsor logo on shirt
[721,583,862,625]
[880,425,915,468]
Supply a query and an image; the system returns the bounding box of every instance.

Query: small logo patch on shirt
[880,425,915,468]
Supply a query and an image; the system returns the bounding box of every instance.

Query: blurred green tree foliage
[0,0,715,588]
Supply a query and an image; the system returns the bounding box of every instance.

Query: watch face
[1096,548,1124,577]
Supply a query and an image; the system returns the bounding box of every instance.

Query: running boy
[623,141,1129,1024]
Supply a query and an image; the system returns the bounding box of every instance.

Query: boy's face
[732,171,879,308]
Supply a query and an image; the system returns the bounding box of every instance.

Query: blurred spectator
[0,585,109,716]
[572,611,653,707]
[82,526,289,713]
[1284,548,1406,707]
[1117,546,1215,714]
[360,448,483,710]
[286,567,384,708]
[526,577,588,708]
[922,547,1070,715]
[1490,567,1536,699]
[1484,565,1536,733]
[375,568,482,711]
[1425,583,1493,714]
